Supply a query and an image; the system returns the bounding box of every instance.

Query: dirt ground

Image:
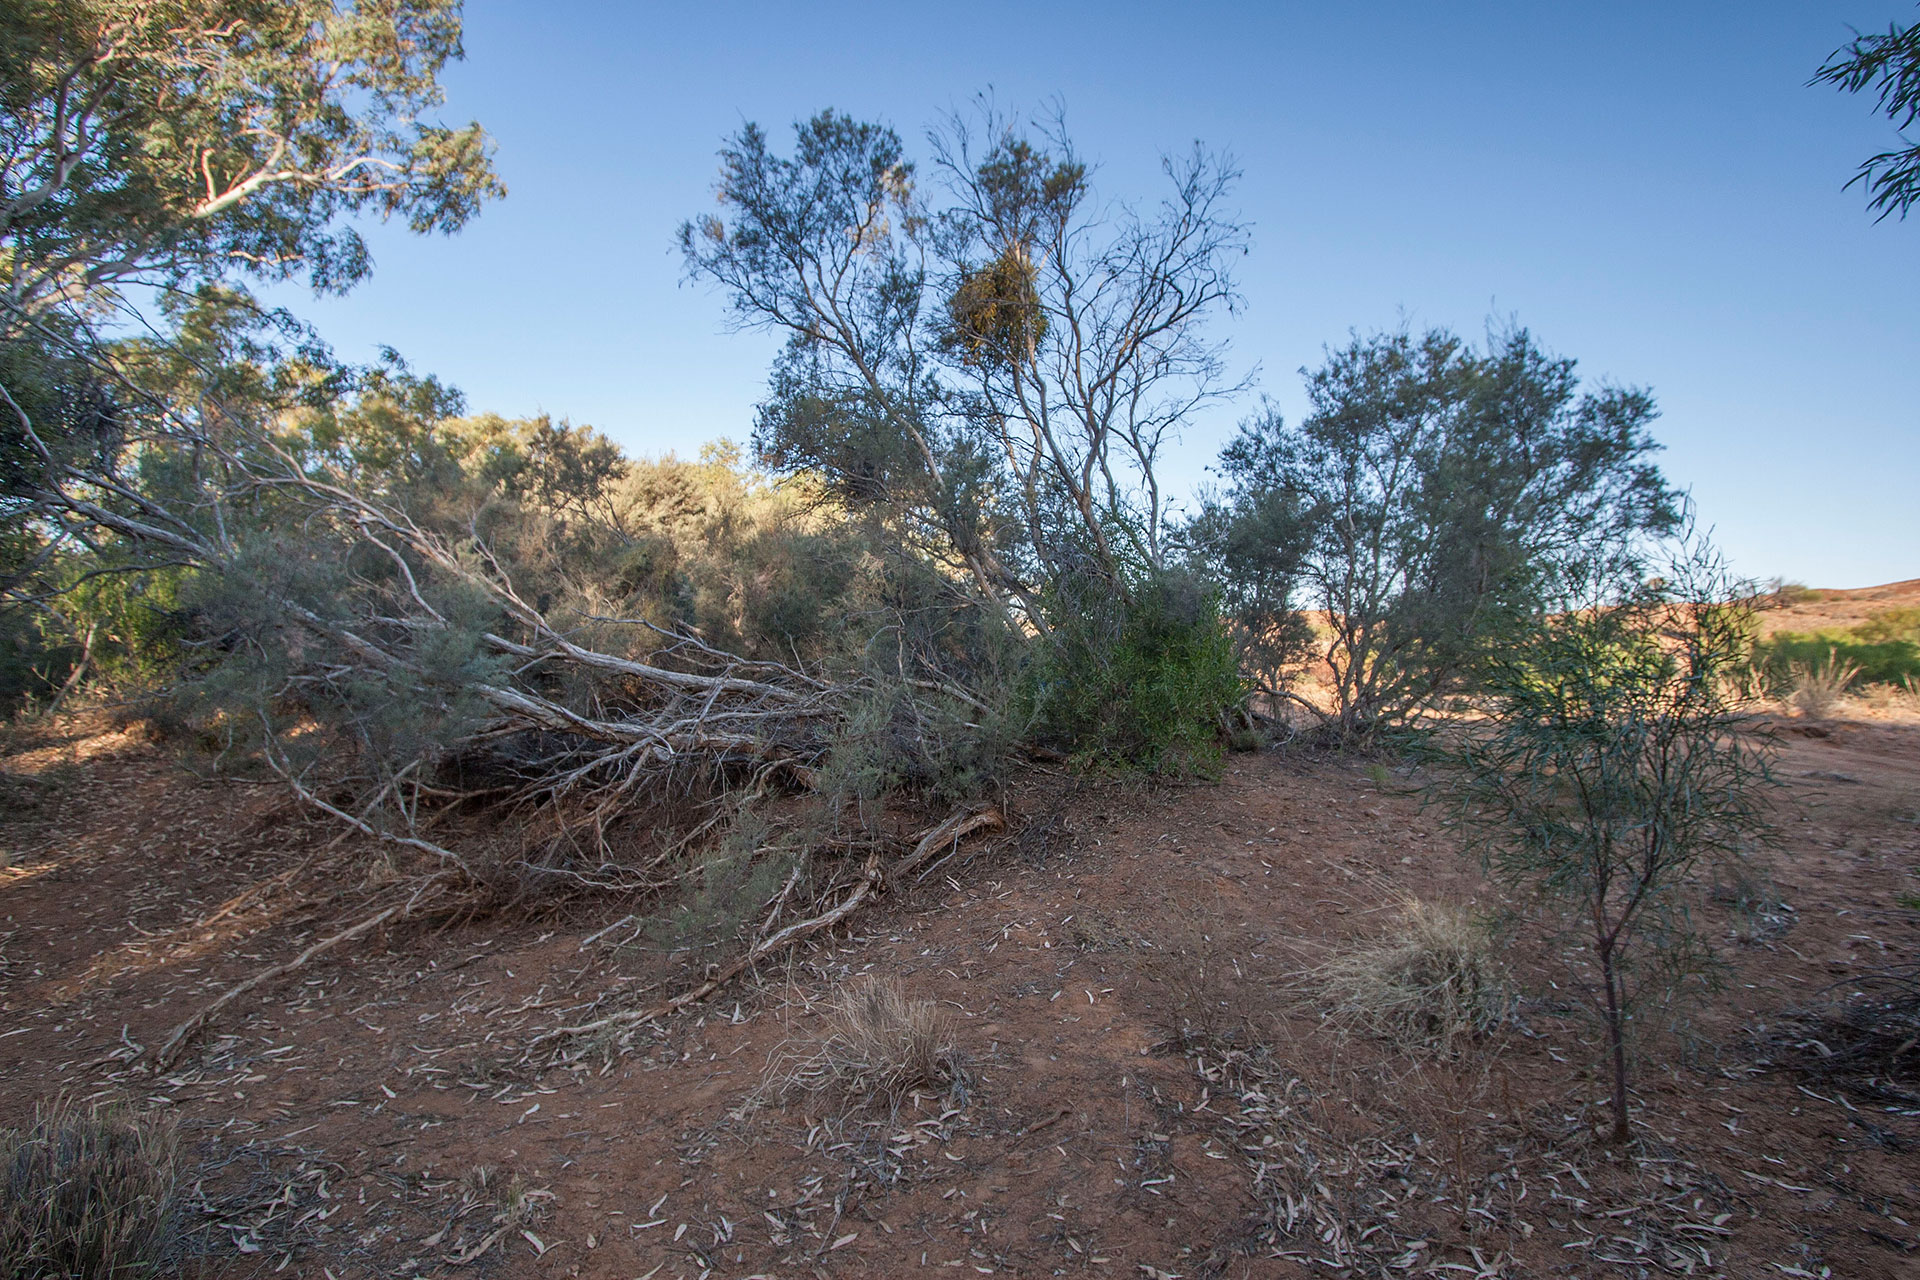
[3,651,1919,1277]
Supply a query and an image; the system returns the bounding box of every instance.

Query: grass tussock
[771,977,958,1108]
[0,1097,178,1280]
[1786,650,1861,720]
[1858,674,1920,716]
[1317,898,1509,1056]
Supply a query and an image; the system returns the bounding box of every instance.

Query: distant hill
[1757,578,1920,638]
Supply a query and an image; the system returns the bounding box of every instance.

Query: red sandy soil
[3,677,1918,1277]
[1756,578,1920,638]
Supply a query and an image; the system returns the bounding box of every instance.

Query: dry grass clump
[0,1097,179,1279]
[1317,898,1509,1056]
[1786,651,1860,719]
[1858,675,1920,717]
[771,977,958,1107]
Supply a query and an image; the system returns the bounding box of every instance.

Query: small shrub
[771,977,957,1107]
[1025,569,1242,775]
[643,812,796,963]
[1858,679,1920,714]
[1786,649,1861,719]
[1438,555,1775,1143]
[1767,580,1822,607]
[818,671,1021,809]
[1317,898,1509,1056]
[0,1097,179,1280]
[1141,903,1259,1047]
[1854,605,1920,645]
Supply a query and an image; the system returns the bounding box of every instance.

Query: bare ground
[3,700,1918,1279]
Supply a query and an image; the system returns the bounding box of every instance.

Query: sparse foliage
[680,102,1249,622]
[1814,6,1920,220]
[1437,544,1775,1143]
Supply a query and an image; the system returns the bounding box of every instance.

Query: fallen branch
[528,806,1004,1056]
[150,877,453,1069]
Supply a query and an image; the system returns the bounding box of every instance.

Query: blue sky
[269,1,1919,588]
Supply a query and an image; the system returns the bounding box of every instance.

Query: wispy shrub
[1872,674,1920,715]
[644,812,798,963]
[0,1098,179,1280]
[817,583,1027,808]
[1437,548,1776,1143]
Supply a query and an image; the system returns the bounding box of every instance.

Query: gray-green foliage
[1436,544,1775,1143]
[1,0,502,320]
[644,809,798,961]
[1195,325,1677,740]
[1,0,502,729]
[680,104,1247,623]
[1,0,503,555]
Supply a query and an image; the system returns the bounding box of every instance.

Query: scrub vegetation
[4,4,1912,1276]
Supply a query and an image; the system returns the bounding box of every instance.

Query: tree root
[526,805,1004,1059]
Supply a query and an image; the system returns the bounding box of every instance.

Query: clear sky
[266,1,1920,589]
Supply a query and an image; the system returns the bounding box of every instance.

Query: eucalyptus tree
[678,104,1249,625]
[1195,326,1677,739]
[0,0,504,523]
[0,0,502,324]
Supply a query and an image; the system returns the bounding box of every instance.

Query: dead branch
[527,806,1004,1057]
[150,875,454,1069]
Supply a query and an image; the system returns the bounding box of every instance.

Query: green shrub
[1024,570,1242,775]
[643,812,797,962]
[1438,559,1775,1143]
[1767,580,1823,606]
[1756,632,1920,689]
[1855,606,1920,645]
[0,1098,179,1280]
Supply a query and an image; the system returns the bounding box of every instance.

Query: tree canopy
[1,0,503,324]
[1191,326,1677,738]
[680,104,1248,626]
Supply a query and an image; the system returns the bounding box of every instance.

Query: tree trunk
[1599,941,1631,1144]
